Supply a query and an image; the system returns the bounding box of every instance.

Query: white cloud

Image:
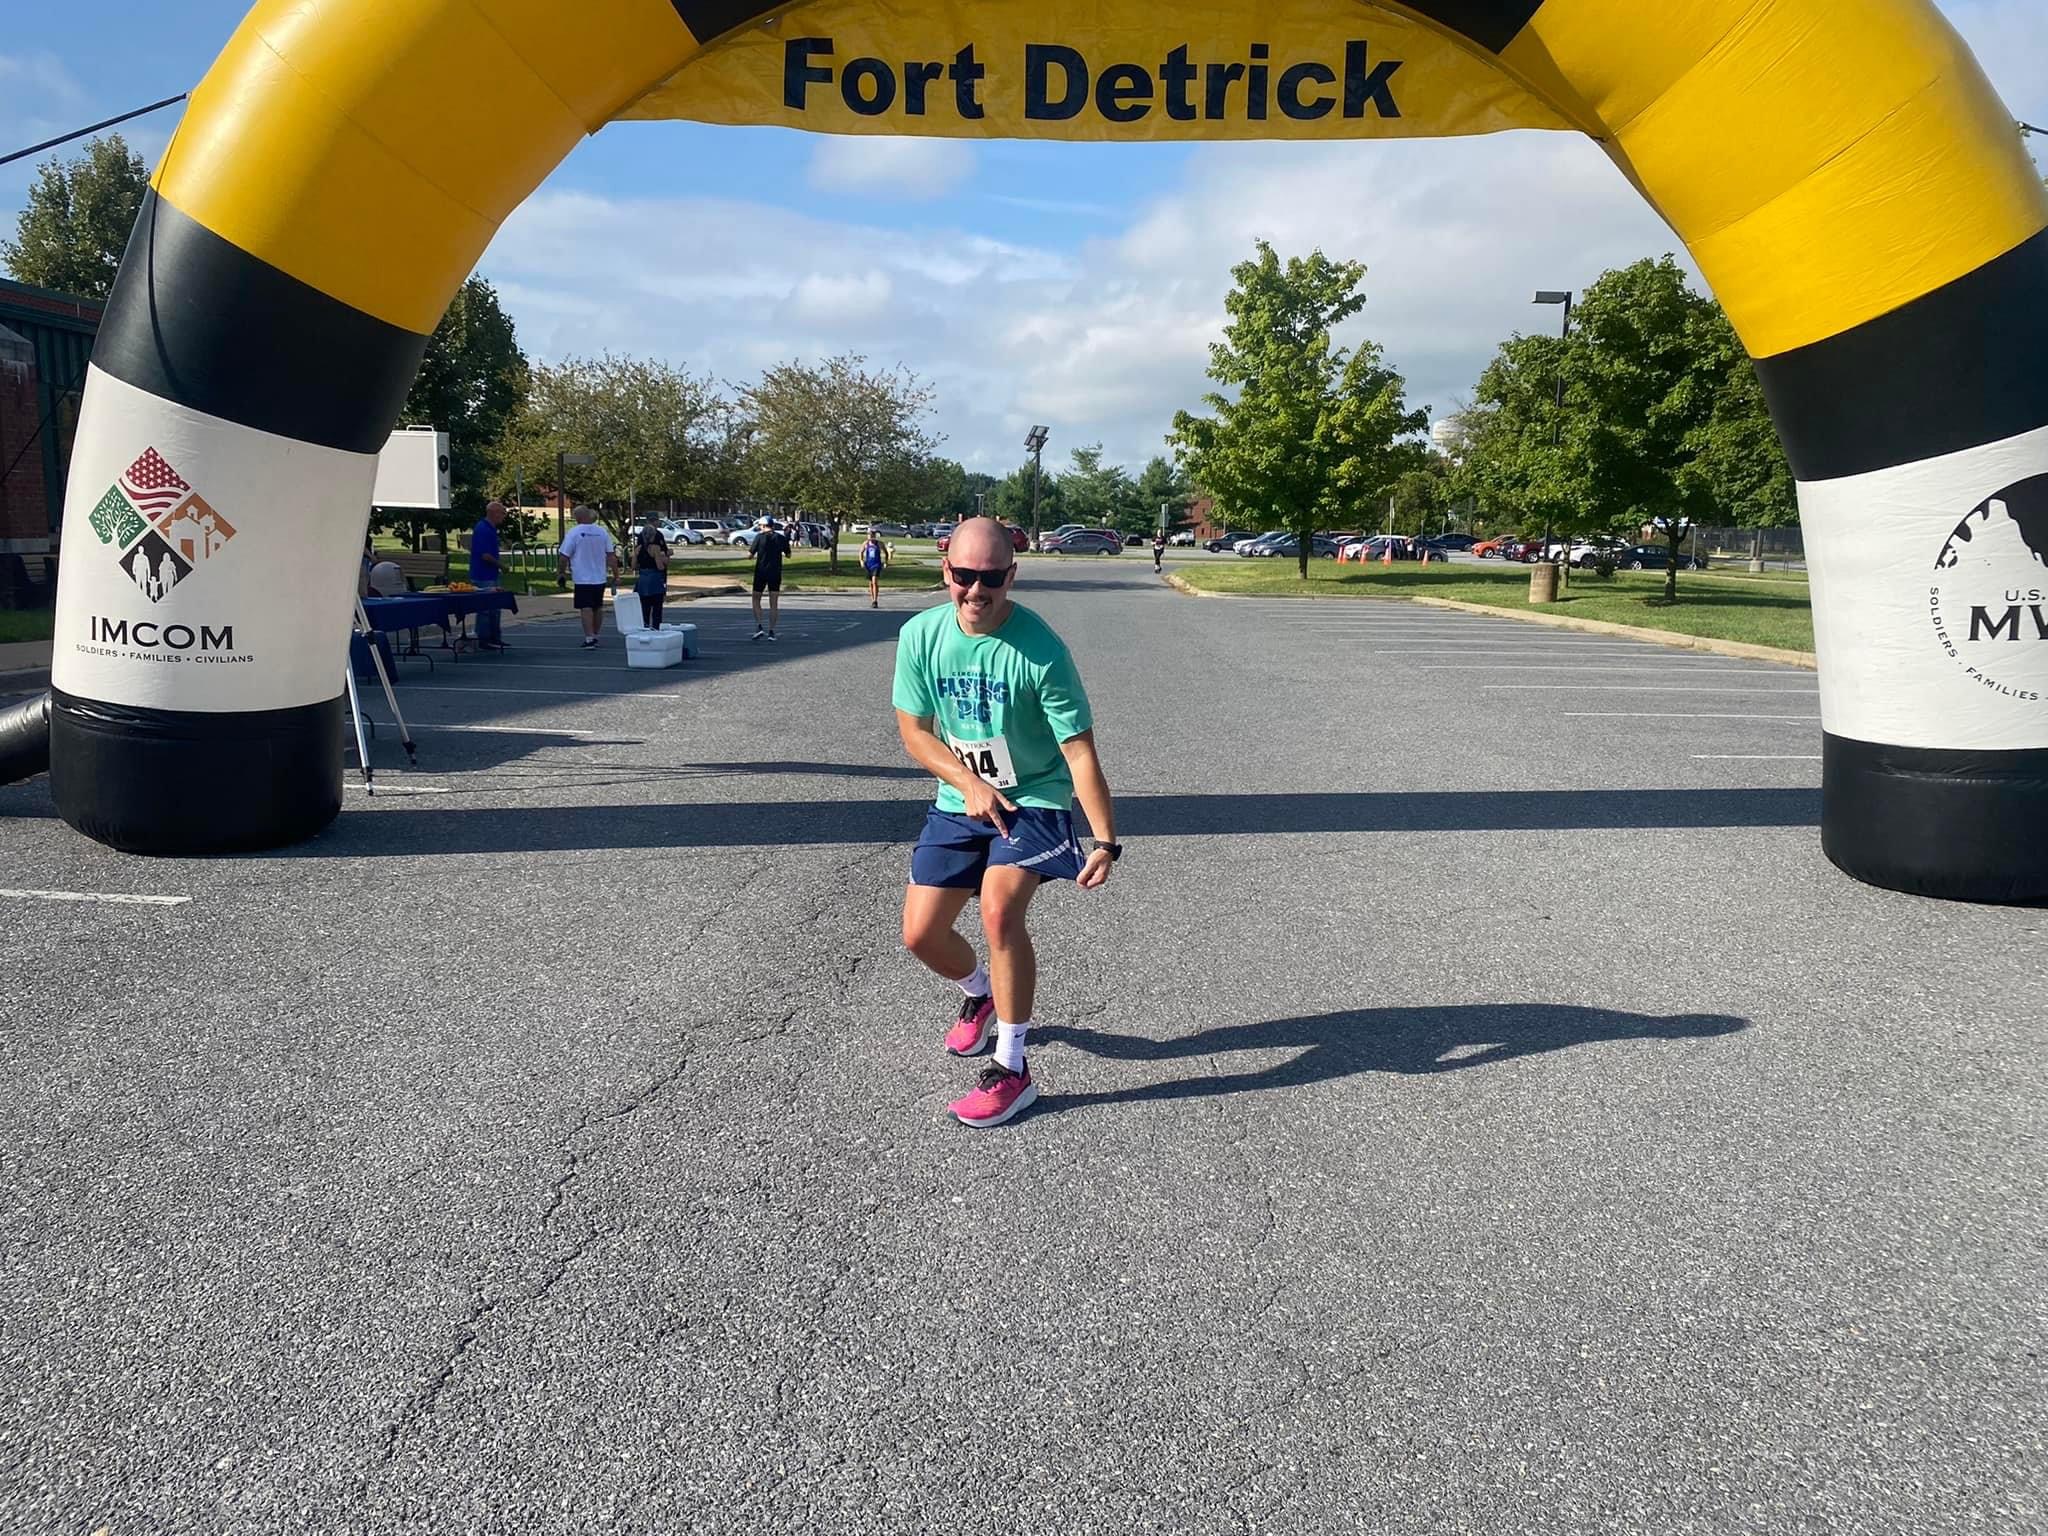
[806,134,976,200]
[480,0,2042,475]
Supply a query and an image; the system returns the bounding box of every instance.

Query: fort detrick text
[783,39,1404,124]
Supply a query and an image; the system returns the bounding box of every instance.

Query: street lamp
[556,450,593,589]
[1533,290,1573,568]
[1024,425,1049,545]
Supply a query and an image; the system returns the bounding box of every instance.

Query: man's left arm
[1059,729,1117,890]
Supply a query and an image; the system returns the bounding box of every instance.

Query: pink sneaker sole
[944,996,995,1056]
[951,1076,1038,1128]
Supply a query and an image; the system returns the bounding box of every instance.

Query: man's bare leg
[902,883,977,981]
[751,592,765,634]
[979,867,1041,1030]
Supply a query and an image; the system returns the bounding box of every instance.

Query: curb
[1160,574,1817,669]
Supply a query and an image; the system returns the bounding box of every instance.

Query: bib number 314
[945,732,1019,790]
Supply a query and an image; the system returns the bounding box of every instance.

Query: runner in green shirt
[893,518,1121,1127]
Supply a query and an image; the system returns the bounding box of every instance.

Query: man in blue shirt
[470,500,508,651]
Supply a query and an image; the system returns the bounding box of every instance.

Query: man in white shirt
[557,505,619,649]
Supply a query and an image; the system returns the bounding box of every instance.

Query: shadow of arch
[1028,1003,1748,1118]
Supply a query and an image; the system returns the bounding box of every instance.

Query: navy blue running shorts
[910,807,1085,888]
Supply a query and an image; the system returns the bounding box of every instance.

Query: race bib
[945,731,1018,790]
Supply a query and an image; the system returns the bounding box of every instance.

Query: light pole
[1025,425,1049,545]
[556,450,592,589]
[1533,290,1573,569]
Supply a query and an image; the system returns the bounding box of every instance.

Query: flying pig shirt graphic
[87,447,238,603]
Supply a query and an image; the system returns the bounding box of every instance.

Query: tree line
[9,134,1804,593]
[1167,239,1798,594]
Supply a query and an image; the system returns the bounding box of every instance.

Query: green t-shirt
[892,601,1093,812]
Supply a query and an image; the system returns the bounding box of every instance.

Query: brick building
[0,277,102,608]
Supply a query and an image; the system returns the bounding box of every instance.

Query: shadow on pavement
[1030,1003,1749,1116]
[280,785,1819,858]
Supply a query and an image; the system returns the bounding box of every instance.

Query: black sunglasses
[946,563,1013,589]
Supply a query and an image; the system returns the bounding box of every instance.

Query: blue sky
[4,2,2043,475]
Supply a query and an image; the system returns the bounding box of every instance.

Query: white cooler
[626,629,686,668]
[616,590,697,666]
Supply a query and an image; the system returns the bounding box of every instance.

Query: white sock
[994,1018,1030,1073]
[956,963,989,999]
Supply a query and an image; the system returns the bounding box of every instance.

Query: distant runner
[893,517,1120,1127]
[1152,529,1166,572]
[751,517,792,641]
[861,529,887,608]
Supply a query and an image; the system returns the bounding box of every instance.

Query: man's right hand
[960,778,1017,836]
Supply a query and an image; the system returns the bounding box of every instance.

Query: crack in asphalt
[370,1043,694,1470]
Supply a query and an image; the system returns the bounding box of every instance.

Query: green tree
[1,135,150,300]
[987,460,1063,529]
[497,354,730,542]
[387,275,528,544]
[1681,308,1797,572]
[1134,455,1195,534]
[1171,242,1428,577]
[1059,443,1140,533]
[1570,256,1742,599]
[743,354,937,569]
[1388,455,1455,536]
[1454,330,1592,549]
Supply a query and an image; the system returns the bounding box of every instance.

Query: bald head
[947,517,1013,569]
[484,499,507,525]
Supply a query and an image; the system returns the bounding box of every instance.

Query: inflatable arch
[17,0,2048,899]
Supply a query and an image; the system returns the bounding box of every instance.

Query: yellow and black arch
[20,0,2048,898]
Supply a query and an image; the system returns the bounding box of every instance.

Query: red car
[937,524,1030,554]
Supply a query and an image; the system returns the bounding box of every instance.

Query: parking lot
[1,561,2040,1534]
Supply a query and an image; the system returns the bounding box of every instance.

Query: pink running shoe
[950,1061,1038,1127]
[944,994,996,1057]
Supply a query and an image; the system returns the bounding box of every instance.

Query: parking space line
[1565,711,1820,721]
[401,685,688,699]
[1421,664,1783,674]
[0,888,191,907]
[410,724,600,737]
[1487,684,1817,692]
[1692,754,1823,760]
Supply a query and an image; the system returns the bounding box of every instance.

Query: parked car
[1434,533,1478,551]
[1042,529,1122,555]
[937,524,1031,554]
[1472,536,1518,559]
[1253,534,1343,559]
[1168,530,1196,546]
[1234,531,1290,556]
[677,517,727,544]
[1620,544,1704,570]
[1346,534,1420,562]
[1204,531,1253,552]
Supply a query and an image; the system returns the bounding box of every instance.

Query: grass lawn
[1173,561,1815,652]
[0,608,55,645]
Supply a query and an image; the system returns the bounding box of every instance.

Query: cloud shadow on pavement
[1030,1003,1748,1117]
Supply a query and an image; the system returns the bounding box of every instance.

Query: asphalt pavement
[1,560,2040,1534]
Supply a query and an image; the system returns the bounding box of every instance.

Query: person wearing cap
[750,515,793,641]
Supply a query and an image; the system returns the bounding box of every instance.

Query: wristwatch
[1084,838,1123,862]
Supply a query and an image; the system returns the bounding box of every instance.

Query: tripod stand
[345,596,418,793]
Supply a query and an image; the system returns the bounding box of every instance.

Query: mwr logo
[85,446,238,604]
[1927,472,2048,703]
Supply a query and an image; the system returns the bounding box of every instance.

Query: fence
[1695,525,1805,565]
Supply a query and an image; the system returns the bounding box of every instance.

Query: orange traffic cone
[1420,543,1430,565]
[1380,543,1392,566]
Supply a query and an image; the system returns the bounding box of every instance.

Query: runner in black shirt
[751,517,793,641]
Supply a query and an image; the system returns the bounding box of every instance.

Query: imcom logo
[86,447,238,604]
[1928,472,2048,703]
